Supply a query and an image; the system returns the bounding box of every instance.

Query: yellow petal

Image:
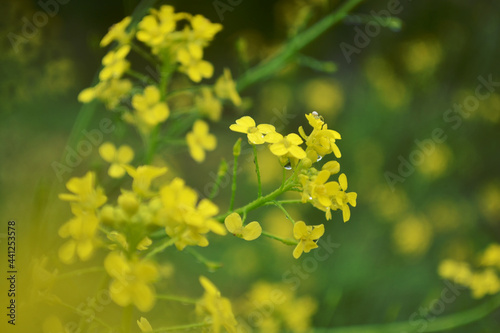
[99,142,116,162]
[137,317,153,332]
[288,145,306,159]
[286,133,303,145]
[339,173,348,191]
[293,221,308,239]
[109,164,126,178]
[242,222,262,241]
[293,241,305,259]
[235,116,255,128]
[224,212,242,234]
[58,240,76,264]
[310,224,325,239]
[117,145,134,164]
[269,143,288,156]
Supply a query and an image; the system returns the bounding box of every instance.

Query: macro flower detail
[333,173,357,222]
[124,165,168,198]
[229,116,276,144]
[104,251,159,312]
[78,78,132,109]
[99,45,131,81]
[100,16,133,47]
[215,68,242,106]
[58,211,100,263]
[293,221,324,259]
[224,213,262,241]
[137,317,153,332]
[99,142,134,178]
[196,276,237,333]
[177,47,214,83]
[269,133,307,159]
[187,120,217,163]
[196,88,223,121]
[59,171,107,212]
[136,5,177,53]
[126,85,170,135]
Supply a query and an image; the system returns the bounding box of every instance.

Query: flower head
[224,213,262,241]
[292,221,324,259]
[215,68,241,106]
[99,142,134,178]
[229,116,276,145]
[100,16,133,47]
[186,120,217,163]
[125,85,170,134]
[59,172,107,213]
[196,88,222,121]
[177,47,214,82]
[125,165,168,197]
[99,45,130,81]
[197,276,237,333]
[58,211,100,263]
[269,133,307,159]
[136,5,177,53]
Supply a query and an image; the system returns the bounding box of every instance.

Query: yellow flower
[269,133,307,159]
[78,78,132,110]
[59,171,107,212]
[137,237,152,251]
[136,5,177,53]
[117,190,140,216]
[215,68,241,106]
[299,113,342,159]
[229,116,276,144]
[177,47,214,82]
[104,251,159,312]
[196,88,222,121]
[332,173,357,222]
[292,221,324,259]
[438,260,472,285]
[99,142,134,178]
[224,212,262,241]
[126,85,170,134]
[99,45,130,81]
[124,165,168,197]
[300,169,339,207]
[197,276,237,333]
[58,211,99,264]
[469,269,500,299]
[186,120,217,163]
[137,317,153,332]
[100,16,133,47]
[190,14,223,44]
[481,244,500,268]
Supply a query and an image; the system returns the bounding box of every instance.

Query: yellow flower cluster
[439,243,500,298]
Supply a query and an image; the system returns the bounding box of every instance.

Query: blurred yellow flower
[438,259,472,285]
[124,165,168,197]
[215,68,242,106]
[104,251,159,312]
[302,78,344,117]
[78,78,132,110]
[177,47,214,83]
[393,216,433,256]
[469,269,500,299]
[186,120,217,163]
[99,142,134,178]
[481,244,500,269]
[333,173,357,222]
[126,85,170,134]
[292,221,324,259]
[224,212,262,241]
[59,171,107,213]
[197,276,238,333]
[58,211,100,263]
[196,88,223,121]
[137,317,153,332]
[99,45,130,81]
[417,144,452,179]
[136,5,177,53]
[100,16,133,47]
[230,116,276,145]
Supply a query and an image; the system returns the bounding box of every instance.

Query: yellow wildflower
[480,243,500,269]
[177,47,214,82]
[99,142,134,178]
[469,269,500,299]
[137,237,152,251]
[196,88,222,121]
[190,14,223,45]
[100,16,133,47]
[136,5,177,53]
[299,113,342,159]
[124,165,168,197]
[229,116,276,144]
[99,45,130,81]
[224,213,262,241]
[292,221,324,259]
[197,276,237,333]
[78,78,132,110]
[58,211,99,263]
[186,120,217,163]
[269,133,307,159]
[137,317,153,332]
[126,85,170,134]
[332,173,357,222]
[300,169,338,207]
[107,231,129,251]
[59,171,107,213]
[215,68,242,106]
[104,251,159,312]
[438,259,472,285]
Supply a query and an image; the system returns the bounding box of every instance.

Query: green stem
[236,0,365,91]
[267,199,304,205]
[144,125,159,164]
[151,322,210,332]
[145,237,177,259]
[252,145,262,198]
[209,159,228,200]
[130,42,159,67]
[312,293,500,333]
[55,267,105,280]
[270,200,296,224]
[186,247,223,271]
[280,168,287,190]
[156,294,198,304]
[229,139,241,211]
[126,68,155,84]
[262,230,298,246]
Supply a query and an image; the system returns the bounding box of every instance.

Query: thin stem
[145,237,177,259]
[126,69,155,84]
[265,199,304,205]
[55,267,105,280]
[252,145,262,198]
[229,139,241,211]
[271,200,296,224]
[156,294,198,304]
[209,159,228,200]
[151,322,210,332]
[280,168,287,190]
[262,230,298,246]
[130,42,158,67]
[144,125,159,164]
[186,247,223,271]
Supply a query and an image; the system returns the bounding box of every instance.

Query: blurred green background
[1,0,500,332]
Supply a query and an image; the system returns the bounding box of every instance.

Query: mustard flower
[136,5,177,53]
[100,16,133,47]
[481,243,500,268]
[300,169,339,207]
[124,165,168,197]
[299,112,342,159]
[197,276,238,333]
[224,213,262,241]
[469,269,500,299]
[215,68,242,106]
[190,14,223,45]
[58,211,99,264]
[196,88,222,121]
[137,317,153,332]
[78,78,132,110]
[186,120,217,163]
[59,171,107,213]
[99,45,130,81]
[177,47,214,82]
[125,85,170,134]
[438,260,472,285]
[99,142,134,178]
[229,116,276,144]
[293,221,324,259]
[104,251,159,312]
[332,173,357,222]
[269,133,307,159]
